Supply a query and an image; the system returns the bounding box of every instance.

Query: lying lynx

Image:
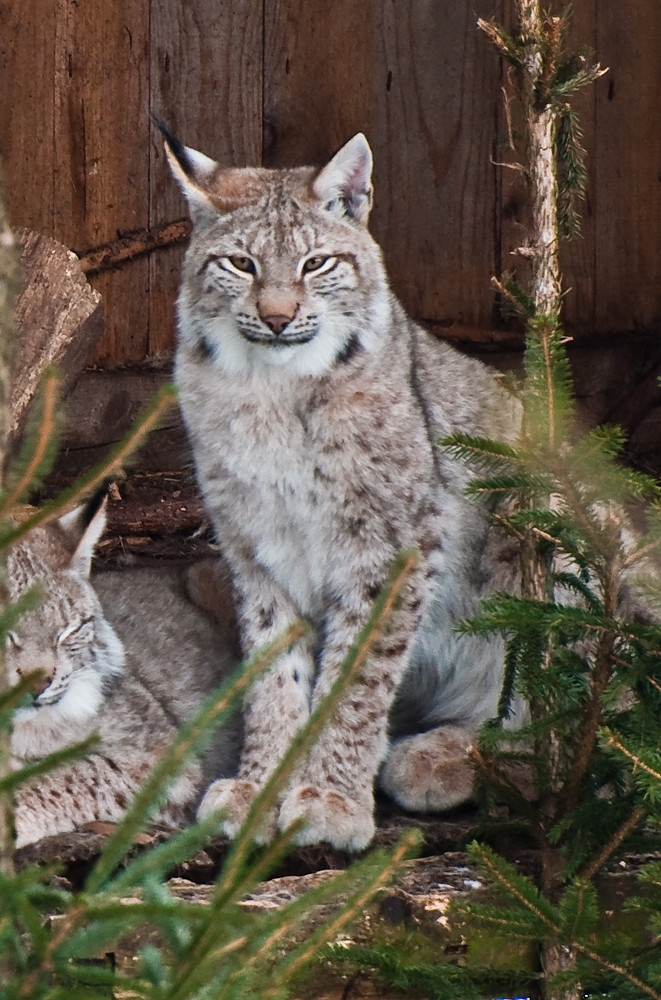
[8,494,237,848]
[162,126,522,851]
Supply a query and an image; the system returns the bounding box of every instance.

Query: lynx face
[7,508,124,740]
[163,129,390,377]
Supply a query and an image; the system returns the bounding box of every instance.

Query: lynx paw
[380,727,476,812]
[278,784,375,852]
[197,778,275,841]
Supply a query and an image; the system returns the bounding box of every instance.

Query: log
[10,228,104,444]
[15,809,652,999]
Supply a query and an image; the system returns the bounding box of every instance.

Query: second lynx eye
[301,255,335,275]
[226,255,256,274]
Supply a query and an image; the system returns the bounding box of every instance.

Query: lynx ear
[312,133,373,225]
[156,119,219,221]
[59,490,108,578]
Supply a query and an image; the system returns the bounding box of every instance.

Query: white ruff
[12,672,104,761]
[180,301,388,379]
[17,672,103,727]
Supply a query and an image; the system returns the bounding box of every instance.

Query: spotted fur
[8,501,237,848]
[165,131,522,851]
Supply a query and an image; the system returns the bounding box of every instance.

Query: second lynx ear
[312,133,374,225]
[59,490,108,578]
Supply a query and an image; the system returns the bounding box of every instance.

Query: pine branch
[0,370,59,520]
[469,843,661,998]
[0,383,177,549]
[537,14,563,106]
[569,943,661,1000]
[469,841,560,932]
[440,432,518,468]
[331,946,485,1000]
[465,472,555,500]
[105,811,240,895]
[262,831,420,998]
[85,621,307,894]
[470,747,540,825]
[547,464,620,568]
[551,57,608,99]
[17,900,87,997]
[559,626,617,815]
[491,272,536,320]
[0,735,99,795]
[579,806,646,881]
[601,730,661,787]
[166,552,419,1000]
[622,534,661,571]
[561,880,597,942]
[477,17,524,66]
[555,105,587,240]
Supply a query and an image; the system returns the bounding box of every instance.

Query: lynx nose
[31,673,51,697]
[261,313,293,335]
[16,667,50,697]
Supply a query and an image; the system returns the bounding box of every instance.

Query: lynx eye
[224,255,257,276]
[301,255,336,275]
[58,617,94,645]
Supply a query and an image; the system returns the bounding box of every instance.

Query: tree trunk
[517,3,578,998]
[519,0,562,317]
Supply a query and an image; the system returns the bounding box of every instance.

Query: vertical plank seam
[492,0,506,324]
[591,0,598,335]
[261,0,266,166]
[147,0,153,356]
[52,0,62,238]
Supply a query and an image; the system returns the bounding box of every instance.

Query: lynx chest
[178,361,438,614]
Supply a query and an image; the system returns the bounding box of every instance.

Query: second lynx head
[162,129,390,377]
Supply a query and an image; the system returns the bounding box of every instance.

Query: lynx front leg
[197,562,314,837]
[277,567,424,851]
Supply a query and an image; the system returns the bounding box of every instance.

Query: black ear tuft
[58,483,110,575]
[82,481,112,530]
[152,115,195,178]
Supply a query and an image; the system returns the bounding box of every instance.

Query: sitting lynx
[8,494,238,848]
[161,126,522,851]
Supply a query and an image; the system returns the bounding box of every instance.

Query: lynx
[8,494,237,848]
[162,127,522,851]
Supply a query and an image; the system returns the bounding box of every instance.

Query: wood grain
[594,3,661,333]
[0,1,56,233]
[148,0,263,357]
[263,0,502,329]
[1,1,660,371]
[53,0,151,365]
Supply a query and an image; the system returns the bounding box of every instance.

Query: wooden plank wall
[1,0,660,372]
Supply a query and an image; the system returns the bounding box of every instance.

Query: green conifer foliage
[443,4,661,999]
[339,5,661,1000]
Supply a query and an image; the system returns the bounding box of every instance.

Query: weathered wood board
[1,1,659,370]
